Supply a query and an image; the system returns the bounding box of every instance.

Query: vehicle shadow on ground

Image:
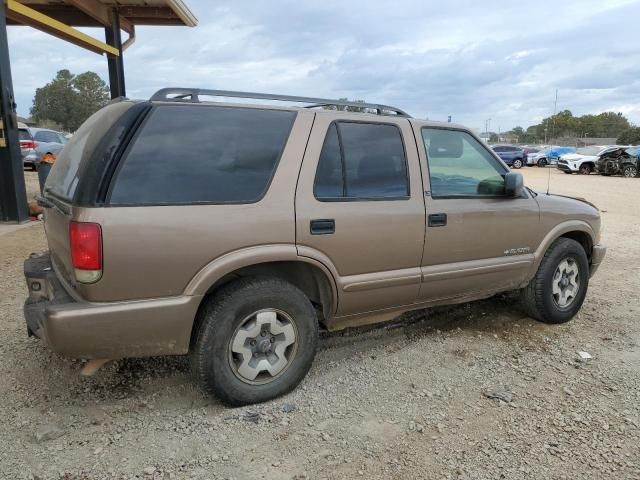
[37,292,544,407]
[318,291,544,350]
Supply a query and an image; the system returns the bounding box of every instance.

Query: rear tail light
[69,221,103,283]
[20,140,37,149]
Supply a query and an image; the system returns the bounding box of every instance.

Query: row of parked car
[18,122,68,170]
[490,143,640,177]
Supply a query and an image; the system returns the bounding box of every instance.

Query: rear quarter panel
[74,110,314,302]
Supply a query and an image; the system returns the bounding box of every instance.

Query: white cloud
[7,0,640,130]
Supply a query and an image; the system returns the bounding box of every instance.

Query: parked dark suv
[25,89,605,405]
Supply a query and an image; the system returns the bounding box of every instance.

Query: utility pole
[485,118,491,140]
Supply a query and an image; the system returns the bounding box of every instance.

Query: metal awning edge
[5,0,119,55]
[167,0,197,27]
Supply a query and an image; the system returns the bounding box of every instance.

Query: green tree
[511,126,525,141]
[617,127,640,145]
[31,69,110,132]
[489,133,499,143]
[322,98,367,112]
[525,110,631,142]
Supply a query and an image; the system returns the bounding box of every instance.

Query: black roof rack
[149,88,411,117]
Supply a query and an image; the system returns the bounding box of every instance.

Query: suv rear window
[19,129,32,141]
[109,105,295,205]
[44,101,134,201]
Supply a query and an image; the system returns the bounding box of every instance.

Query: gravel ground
[1,168,638,480]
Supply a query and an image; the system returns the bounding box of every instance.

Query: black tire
[191,277,318,406]
[520,238,589,324]
[578,164,592,175]
[537,158,547,167]
[512,158,523,169]
[563,171,572,174]
[623,165,637,178]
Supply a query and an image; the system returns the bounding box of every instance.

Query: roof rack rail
[149,88,411,117]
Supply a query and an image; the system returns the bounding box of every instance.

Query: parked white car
[557,145,619,174]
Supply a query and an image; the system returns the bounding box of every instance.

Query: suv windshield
[44,102,133,201]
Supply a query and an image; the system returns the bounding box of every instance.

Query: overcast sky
[8,0,640,132]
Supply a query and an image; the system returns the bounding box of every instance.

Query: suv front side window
[423,128,506,198]
[314,121,409,200]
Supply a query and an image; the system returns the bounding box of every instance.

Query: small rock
[482,385,513,403]
[416,423,425,433]
[577,351,592,360]
[143,466,156,476]
[34,424,64,443]
[282,403,297,413]
[563,387,575,396]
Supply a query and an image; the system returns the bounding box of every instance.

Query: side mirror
[504,172,524,197]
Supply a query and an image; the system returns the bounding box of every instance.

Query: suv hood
[560,153,594,161]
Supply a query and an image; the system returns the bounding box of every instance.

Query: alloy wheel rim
[624,167,636,177]
[228,309,298,385]
[551,258,580,308]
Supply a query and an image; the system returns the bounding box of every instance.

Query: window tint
[110,105,295,205]
[422,128,506,197]
[492,146,505,152]
[313,122,408,200]
[313,124,344,198]
[19,129,31,141]
[35,130,61,143]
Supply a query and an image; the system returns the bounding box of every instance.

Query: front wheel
[538,159,548,167]
[512,159,523,169]
[623,165,638,178]
[520,238,589,324]
[578,164,592,175]
[191,277,318,405]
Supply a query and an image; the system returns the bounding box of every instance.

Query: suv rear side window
[34,130,61,143]
[110,105,295,205]
[45,101,134,201]
[314,121,408,200]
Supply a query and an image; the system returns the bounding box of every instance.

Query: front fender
[529,220,595,277]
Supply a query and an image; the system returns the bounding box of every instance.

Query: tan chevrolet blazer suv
[24,88,606,405]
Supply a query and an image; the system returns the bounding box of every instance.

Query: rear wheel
[537,158,548,167]
[520,238,589,324]
[512,159,523,169]
[623,165,637,178]
[191,277,318,405]
[578,164,592,175]
[563,171,572,174]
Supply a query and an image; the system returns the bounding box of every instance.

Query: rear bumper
[24,253,201,359]
[590,244,606,277]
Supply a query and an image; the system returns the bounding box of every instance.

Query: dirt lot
[1,168,638,480]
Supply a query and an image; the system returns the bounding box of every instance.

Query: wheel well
[560,231,593,262]
[190,261,334,347]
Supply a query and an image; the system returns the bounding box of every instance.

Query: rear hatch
[41,101,136,289]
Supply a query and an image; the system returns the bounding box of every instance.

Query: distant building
[17,115,35,126]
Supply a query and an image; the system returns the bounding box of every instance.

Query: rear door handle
[310,219,335,235]
[428,213,447,227]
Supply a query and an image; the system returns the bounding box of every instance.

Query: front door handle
[310,219,335,235]
[428,213,447,227]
